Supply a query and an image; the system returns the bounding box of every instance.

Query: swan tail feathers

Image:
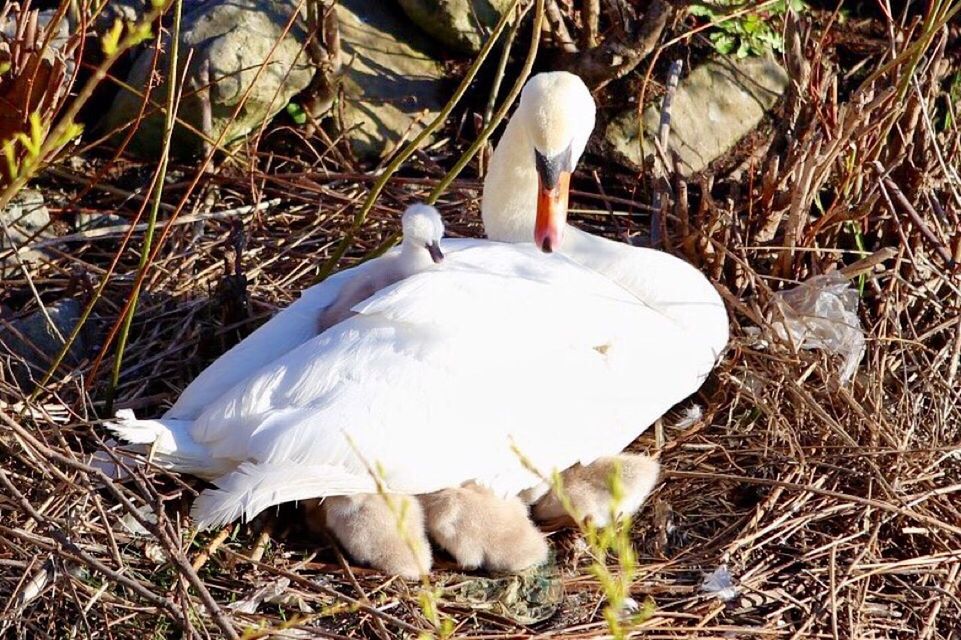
[191,462,376,530]
[104,409,178,444]
[103,409,218,476]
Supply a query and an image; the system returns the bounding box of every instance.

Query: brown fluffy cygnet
[420,482,548,572]
[305,494,432,580]
[531,454,660,527]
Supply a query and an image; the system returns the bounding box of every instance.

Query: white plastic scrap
[768,272,866,383]
[15,561,55,610]
[228,577,313,614]
[672,404,703,429]
[701,564,738,602]
[119,505,158,537]
[620,596,640,614]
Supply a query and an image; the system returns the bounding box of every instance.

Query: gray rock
[0,299,96,388]
[0,189,49,243]
[92,0,147,29]
[604,55,789,176]
[1,9,74,74]
[1,189,52,273]
[105,0,314,156]
[396,0,513,53]
[334,0,447,161]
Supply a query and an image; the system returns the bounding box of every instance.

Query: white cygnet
[318,203,445,332]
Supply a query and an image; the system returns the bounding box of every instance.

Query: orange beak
[535,171,570,253]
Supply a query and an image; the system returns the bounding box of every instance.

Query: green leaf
[101,19,123,56]
[694,0,805,58]
[743,14,762,34]
[59,121,85,146]
[127,22,154,48]
[3,139,19,180]
[711,32,736,55]
[286,102,307,125]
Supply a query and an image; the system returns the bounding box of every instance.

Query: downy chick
[305,494,432,580]
[318,203,445,331]
[420,483,548,572]
[530,454,660,528]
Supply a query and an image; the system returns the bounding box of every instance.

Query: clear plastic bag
[769,272,865,383]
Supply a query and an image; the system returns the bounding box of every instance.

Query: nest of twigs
[1,2,960,638]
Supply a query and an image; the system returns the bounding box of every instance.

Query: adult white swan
[108,72,728,572]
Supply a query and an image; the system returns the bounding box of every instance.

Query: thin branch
[650,58,682,248]
[427,0,546,203]
[105,0,186,413]
[545,0,577,53]
[873,161,956,270]
[581,0,600,49]
[558,0,674,90]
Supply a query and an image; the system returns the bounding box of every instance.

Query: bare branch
[557,0,674,90]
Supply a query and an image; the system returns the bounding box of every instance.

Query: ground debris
[700,564,738,602]
[757,272,866,383]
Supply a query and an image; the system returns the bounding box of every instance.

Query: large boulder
[396,0,514,54]
[0,299,97,388]
[105,0,314,156]
[604,55,789,175]
[334,0,447,161]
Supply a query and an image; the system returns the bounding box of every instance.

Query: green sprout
[101,19,124,56]
[286,102,308,125]
[3,112,50,179]
[513,444,656,639]
[101,18,154,57]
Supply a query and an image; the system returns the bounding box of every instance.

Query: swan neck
[401,240,436,272]
[481,116,537,243]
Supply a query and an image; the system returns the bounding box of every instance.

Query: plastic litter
[768,272,865,383]
[701,564,738,602]
[228,577,313,614]
[620,596,640,613]
[672,404,703,429]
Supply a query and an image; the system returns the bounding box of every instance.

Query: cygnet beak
[426,241,444,263]
[534,144,573,253]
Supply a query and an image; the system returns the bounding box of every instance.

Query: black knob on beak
[426,241,444,263]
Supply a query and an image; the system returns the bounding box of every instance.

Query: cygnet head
[515,72,595,253]
[401,203,445,263]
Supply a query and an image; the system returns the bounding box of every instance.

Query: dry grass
[1,2,960,638]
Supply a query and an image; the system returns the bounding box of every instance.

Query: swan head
[402,203,445,263]
[514,72,596,252]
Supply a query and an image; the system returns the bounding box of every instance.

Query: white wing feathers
[103,410,235,478]
[165,239,488,421]
[110,241,713,528]
[191,462,377,528]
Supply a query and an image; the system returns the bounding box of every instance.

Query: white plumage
[110,243,703,527]
[316,203,445,331]
[106,71,728,534]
